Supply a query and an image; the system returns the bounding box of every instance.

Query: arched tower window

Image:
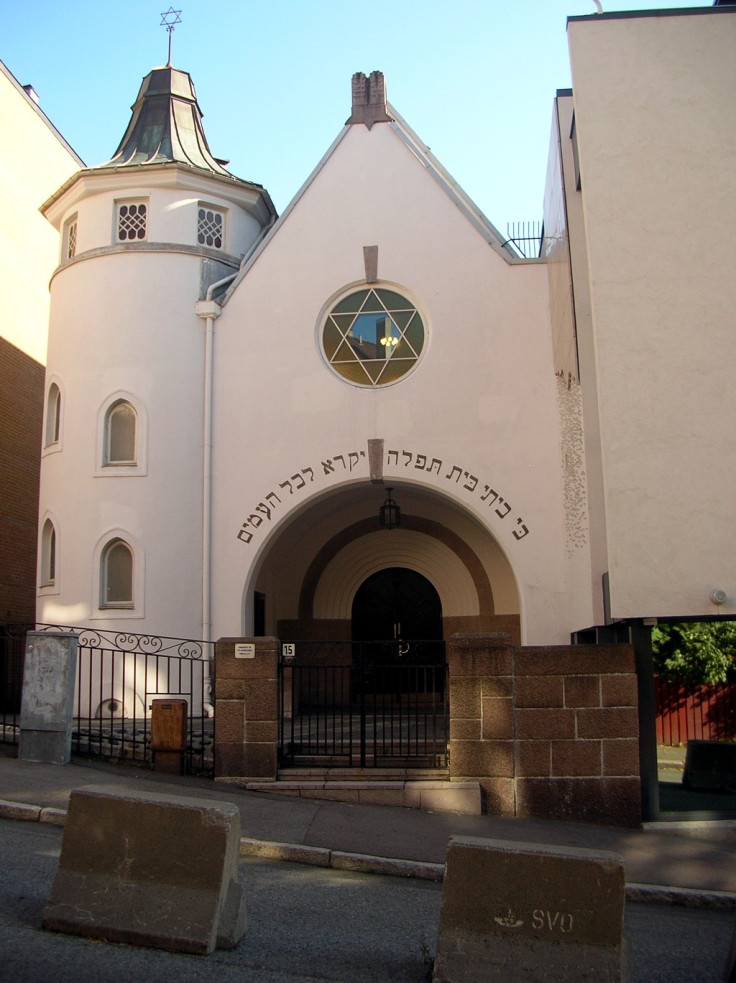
[45,383,61,447]
[104,400,137,465]
[40,519,56,587]
[96,393,147,476]
[63,214,78,260]
[101,538,134,608]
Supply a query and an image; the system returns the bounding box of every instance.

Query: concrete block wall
[448,634,641,827]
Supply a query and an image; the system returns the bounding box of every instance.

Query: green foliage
[651,622,736,685]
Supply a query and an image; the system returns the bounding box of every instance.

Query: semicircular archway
[247,483,520,644]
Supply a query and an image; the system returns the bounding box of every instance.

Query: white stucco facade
[209,117,568,645]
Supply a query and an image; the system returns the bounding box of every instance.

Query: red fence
[655,676,736,745]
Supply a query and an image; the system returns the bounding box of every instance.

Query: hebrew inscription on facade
[236,445,529,543]
[385,447,529,540]
[236,450,366,543]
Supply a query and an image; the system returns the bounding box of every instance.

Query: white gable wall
[211,121,571,643]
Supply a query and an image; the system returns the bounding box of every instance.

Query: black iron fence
[0,624,213,773]
[504,221,543,259]
[279,640,448,768]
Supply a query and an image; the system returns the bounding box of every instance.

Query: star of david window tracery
[322,288,425,386]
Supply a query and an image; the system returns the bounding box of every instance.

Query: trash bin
[150,698,188,775]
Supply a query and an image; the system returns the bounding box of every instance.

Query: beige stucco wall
[567,9,736,620]
[543,92,605,633]
[0,62,81,364]
[211,121,569,644]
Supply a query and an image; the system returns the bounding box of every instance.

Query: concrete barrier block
[433,836,628,982]
[42,785,246,954]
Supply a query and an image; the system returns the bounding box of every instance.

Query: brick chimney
[347,71,394,129]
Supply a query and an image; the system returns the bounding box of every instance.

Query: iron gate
[279,640,448,768]
[0,623,30,744]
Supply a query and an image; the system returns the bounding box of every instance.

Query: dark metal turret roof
[100,65,231,175]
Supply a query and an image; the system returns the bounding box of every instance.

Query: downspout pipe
[194,214,278,714]
[194,297,221,716]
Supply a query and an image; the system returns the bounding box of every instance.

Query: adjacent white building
[0,59,81,627]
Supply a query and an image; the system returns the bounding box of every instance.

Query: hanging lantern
[379,487,401,529]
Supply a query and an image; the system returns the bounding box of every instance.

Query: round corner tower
[37,64,276,641]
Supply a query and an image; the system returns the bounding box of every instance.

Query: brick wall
[448,634,641,827]
[0,338,44,624]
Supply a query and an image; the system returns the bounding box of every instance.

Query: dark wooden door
[351,567,443,665]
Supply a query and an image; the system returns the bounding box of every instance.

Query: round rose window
[322,287,425,386]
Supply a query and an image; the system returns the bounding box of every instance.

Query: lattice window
[64,216,77,259]
[197,206,225,249]
[116,201,147,242]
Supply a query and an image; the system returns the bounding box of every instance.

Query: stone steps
[241,772,481,815]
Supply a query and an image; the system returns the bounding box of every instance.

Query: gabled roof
[99,65,232,175]
[216,72,530,305]
[386,104,522,264]
[0,58,84,165]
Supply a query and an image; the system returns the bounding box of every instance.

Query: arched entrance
[255,482,519,771]
[280,565,448,770]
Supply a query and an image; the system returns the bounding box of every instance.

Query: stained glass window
[323,288,424,386]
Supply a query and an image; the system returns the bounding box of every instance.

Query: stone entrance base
[234,771,482,815]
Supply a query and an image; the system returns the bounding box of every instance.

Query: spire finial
[160,7,182,66]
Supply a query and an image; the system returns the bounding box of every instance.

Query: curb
[625,883,736,910]
[2,798,735,909]
[239,837,445,881]
[0,798,68,826]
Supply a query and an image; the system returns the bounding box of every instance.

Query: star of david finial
[160,7,182,66]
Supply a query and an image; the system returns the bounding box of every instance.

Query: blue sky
[2,0,709,231]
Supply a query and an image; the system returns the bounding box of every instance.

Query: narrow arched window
[101,539,133,607]
[40,519,56,586]
[104,400,136,465]
[63,214,78,260]
[45,383,61,447]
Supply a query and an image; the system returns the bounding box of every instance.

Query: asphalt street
[0,818,733,983]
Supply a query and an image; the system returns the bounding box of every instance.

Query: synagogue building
[2,4,734,823]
